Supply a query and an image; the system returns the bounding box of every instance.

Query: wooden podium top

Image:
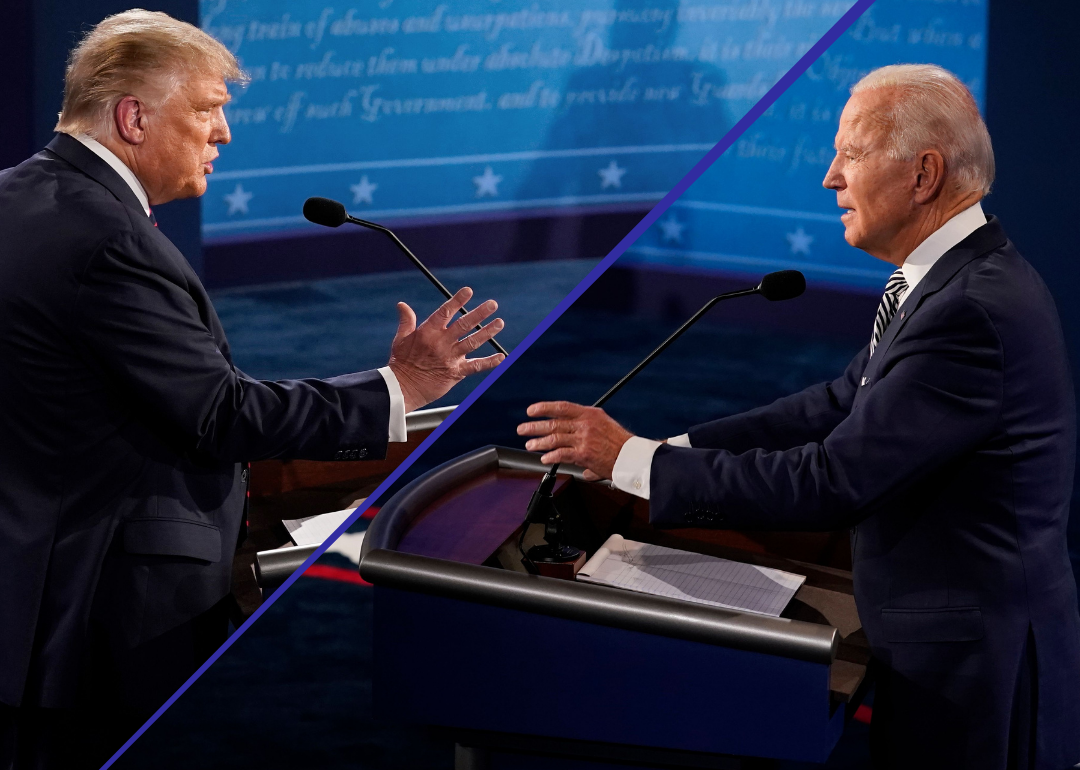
[230,405,454,621]
[362,446,871,702]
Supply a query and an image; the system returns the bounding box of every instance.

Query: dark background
[1,2,1079,768]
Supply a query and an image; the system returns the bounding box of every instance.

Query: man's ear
[913,149,946,204]
[114,96,147,145]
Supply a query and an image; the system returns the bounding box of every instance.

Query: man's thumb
[395,301,417,337]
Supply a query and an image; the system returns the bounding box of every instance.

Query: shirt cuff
[667,433,692,448]
[377,366,407,443]
[611,436,663,500]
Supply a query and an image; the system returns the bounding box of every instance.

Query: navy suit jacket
[650,218,1080,768]
[0,134,392,708]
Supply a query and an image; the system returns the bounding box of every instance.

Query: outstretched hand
[516,401,633,481]
[389,287,505,413]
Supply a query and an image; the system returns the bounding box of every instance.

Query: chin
[181,179,208,199]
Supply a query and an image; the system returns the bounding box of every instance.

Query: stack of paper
[577,534,805,617]
[283,500,364,548]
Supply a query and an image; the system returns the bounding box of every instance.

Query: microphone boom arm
[522,273,803,569]
[347,215,508,357]
[593,286,757,409]
[541,284,761,480]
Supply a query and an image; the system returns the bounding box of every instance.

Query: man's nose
[213,112,231,145]
[822,158,843,190]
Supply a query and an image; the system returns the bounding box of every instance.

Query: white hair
[55,9,247,138]
[850,64,994,196]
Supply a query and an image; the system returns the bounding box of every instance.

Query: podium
[232,405,454,619]
[360,446,870,768]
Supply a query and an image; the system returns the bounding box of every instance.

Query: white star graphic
[349,176,378,205]
[659,215,685,243]
[786,227,814,255]
[224,183,253,216]
[472,166,502,198]
[598,160,627,189]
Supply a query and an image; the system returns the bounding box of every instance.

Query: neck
[93,133,154,202]
[877,191,982,267]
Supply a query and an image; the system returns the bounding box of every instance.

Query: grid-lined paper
[577,534,805,617]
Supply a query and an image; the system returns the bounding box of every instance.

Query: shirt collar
[900,201,986,295]
[70,133,151,217]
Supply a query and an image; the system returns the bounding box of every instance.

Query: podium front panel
[375,586,843,763]
[361,446,866,765]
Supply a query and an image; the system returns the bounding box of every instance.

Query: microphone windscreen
[759,270,806,301]
[303,197,349,228]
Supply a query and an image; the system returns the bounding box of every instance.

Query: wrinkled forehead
[174,73,231,108]
[835,90,893,147]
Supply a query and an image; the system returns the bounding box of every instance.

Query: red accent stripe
[853,704,872,724]
[304,564,370,586]
[361,506,379,519]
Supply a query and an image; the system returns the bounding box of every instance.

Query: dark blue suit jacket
[0,134,391,709]
[650,218,1080,768]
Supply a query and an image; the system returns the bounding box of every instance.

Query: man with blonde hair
[0,10,504,767]
[521,64,1080,767]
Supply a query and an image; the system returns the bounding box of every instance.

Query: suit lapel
[44,133,148,220]
[862,216,1008,379]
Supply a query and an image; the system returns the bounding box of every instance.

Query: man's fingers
[453,318,504,354]
[431,287,474,327]
[516,418,575,437]
[523,432,576,453]
[540,448,576,466]
[395,302,417,338]
[459,353,504,376]
[526,401,585,419]
[451,299,498,335]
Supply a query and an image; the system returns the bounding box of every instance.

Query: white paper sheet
[283,501,364,548]
[577,534,805,617]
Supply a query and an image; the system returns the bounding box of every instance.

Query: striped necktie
[148,208,158,227]
[869,268,908,357]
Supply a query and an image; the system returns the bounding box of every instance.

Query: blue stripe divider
[100,1,876,765]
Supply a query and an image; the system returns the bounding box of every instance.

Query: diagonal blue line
[99,1,874,766]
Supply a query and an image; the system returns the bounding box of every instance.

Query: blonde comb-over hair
[55,8,247,138]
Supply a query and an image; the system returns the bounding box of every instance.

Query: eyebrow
[834,138,866,156]
[195,94,232,109]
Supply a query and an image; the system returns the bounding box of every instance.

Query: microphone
[521,270,806,572]
[303,197,508,356]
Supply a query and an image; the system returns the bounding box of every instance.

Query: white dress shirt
[611,201,988,499]
[69,133,408,442]
[73,133,152,216]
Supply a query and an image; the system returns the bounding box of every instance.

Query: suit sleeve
[72,230,391,463]
[685,346,868,453]
[651,297,1003,530]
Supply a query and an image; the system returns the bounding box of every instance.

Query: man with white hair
[519,64,1080,768]
[0,9,503,766]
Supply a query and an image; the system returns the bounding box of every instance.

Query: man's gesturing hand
[389,287,505,413]
[517,401,633,481]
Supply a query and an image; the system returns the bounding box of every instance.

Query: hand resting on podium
[517,401,634,481]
